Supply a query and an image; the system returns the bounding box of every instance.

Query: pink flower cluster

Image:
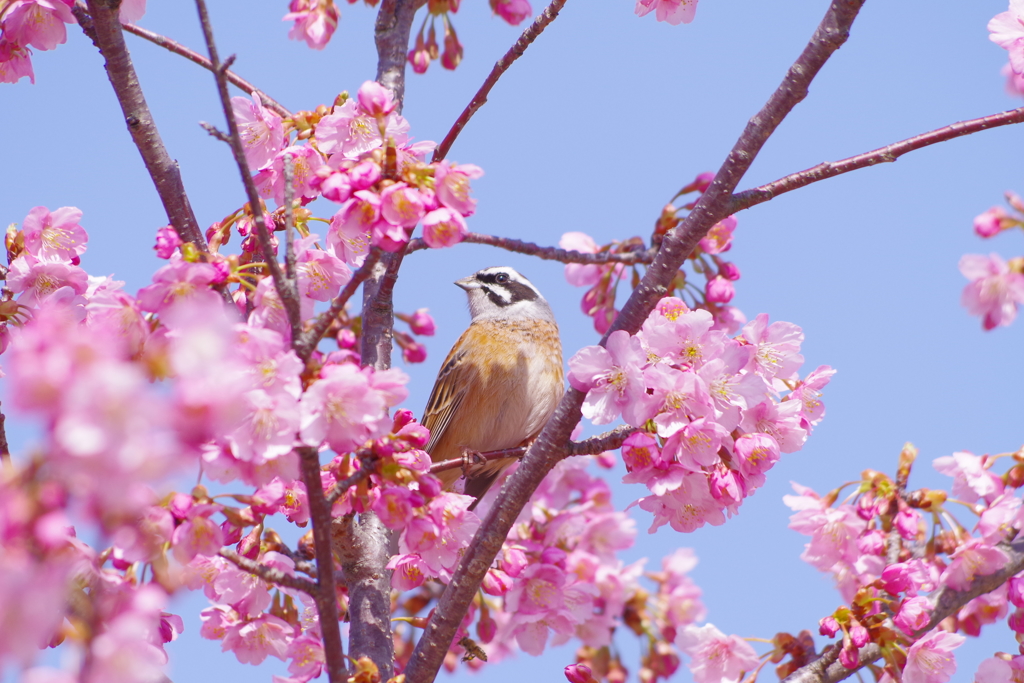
[560,173,744,335]
[789,445,1024,683]
[227,82,480,266]
[407,0,531,74]
[961,192,1024,330]
[0,0,145,83]
[568,297,833,533]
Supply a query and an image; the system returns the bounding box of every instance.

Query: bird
[421,266,564,505]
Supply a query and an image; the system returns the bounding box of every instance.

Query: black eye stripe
[481,280,538,307]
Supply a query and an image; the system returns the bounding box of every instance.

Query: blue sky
[3,0,1024,681]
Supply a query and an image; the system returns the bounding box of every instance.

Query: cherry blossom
[283,0,339,50]
[1,0,76,51]
[635,0,699,26]
[959,253,1024,329]
[676,623,759,683]
[902,630,965,683]
[21,205,87,262]
[231,91,285,170]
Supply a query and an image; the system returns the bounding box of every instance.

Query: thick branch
[403,2,867,680]
[373,0,426,113]
[218,548,319,595]
[297,447,348,683]
[193,0,301,341]
[730,107,1024,214]
[432,0,569,162]
[406,232,655,265]
[428,426,639,475]
[295,249,383,362]
[783,538,1024,683]
[75,1,206,249]
[360,249,404,372]
[332,513,395,680]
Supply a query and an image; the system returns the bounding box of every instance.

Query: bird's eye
[495,273,510,284]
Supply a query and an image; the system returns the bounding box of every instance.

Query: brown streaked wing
[422,344,469,455]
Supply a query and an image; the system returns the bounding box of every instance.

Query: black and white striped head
[455,266,555,323]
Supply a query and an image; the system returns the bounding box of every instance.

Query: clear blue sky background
[3,0,1023,681]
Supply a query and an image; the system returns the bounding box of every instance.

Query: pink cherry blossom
[704,275,734,303]
[933,451,1004,504]
[387,553,430,590]
[940,539,1009,591]
[255,145,325,205]
[959,253,1024,329]
[789,365,836,426]
[118,0,146,22]
[676,623,759,683]
[641,364,712,438]
[327,191,378,266]
[136,258,223,313]
[568,330,648,425]
[974,656,1024,683]
[990,1,1024,74]
[231,91,285,170]
[894,596,932,635]
[283,0,339,50]
[422,207,468,248]
[356,80,396,117]
[699,215,736,254]
[634,0,698,26]
[21,205,87,262]
[1,0,76,51]
[154,225,183,259]
[6,254,88,307]
[434,161,483,217]
[0,37,34,83]
[221,613,293,664]
[315,98,410,159]
[408,308,435,335]
[640,308,716,368]
[249,276,315,340]
[739,313,805,384]
[560,232,602,287]
[638,472,727,533]
[974,207,1010,238]
[902,630,964,683]
[380,182,426,228]
[294,234,352,301]
[490,0,531,25]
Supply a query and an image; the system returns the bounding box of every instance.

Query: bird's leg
[459,447,485,478]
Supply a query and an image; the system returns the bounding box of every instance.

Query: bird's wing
[422,344,470,456]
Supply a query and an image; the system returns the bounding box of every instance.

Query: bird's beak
[455,276,478,291]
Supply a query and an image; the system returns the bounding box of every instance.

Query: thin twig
[730,107,1024,214]
[403,2,868,680]
[297,447,348,683]
[73,2,292,119]
[405,232,655,265]
[296,248,383,362]
[193,0,302,342]
[326,463,375,506]
[432,0,569,162]
[218,548,319,595]
[74,2,207,250]
[428,426,639,475]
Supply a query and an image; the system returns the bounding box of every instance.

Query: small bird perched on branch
[421,266,564,505]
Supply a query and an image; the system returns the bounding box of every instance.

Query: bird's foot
[460,448,486,478]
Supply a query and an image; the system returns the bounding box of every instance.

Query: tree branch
[405,232,655,265]
[403,2,867,680]
[193,0,302,342]
[730,107,1024,214]
[296,447,348,683]
[783,538,1024,683]
[373,0,427,114]
[218,548,319,595]
[432,0,569,162]
[74,0,206,249]
[428,426,639,475]
[295,249,383,363]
